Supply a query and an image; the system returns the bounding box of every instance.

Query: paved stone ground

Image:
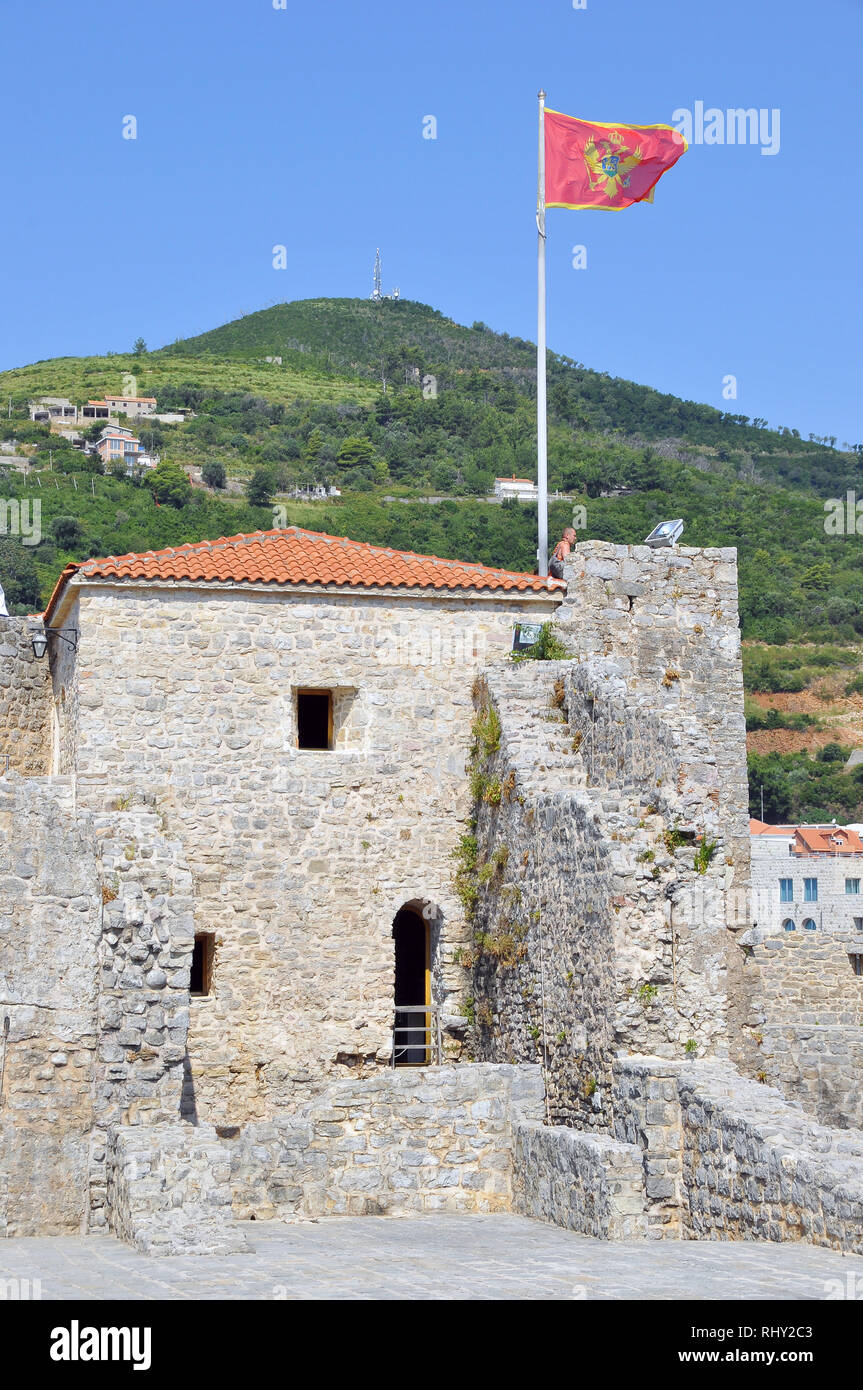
[3,1216,863,1300]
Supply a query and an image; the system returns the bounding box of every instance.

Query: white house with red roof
[493,475,539,501]
[750,816,863,935]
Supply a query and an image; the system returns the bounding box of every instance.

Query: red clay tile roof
[794,825,863,854]
[749,818,791,835]
[44,526,564,620]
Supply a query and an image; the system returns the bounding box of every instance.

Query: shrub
[201,460,226,489]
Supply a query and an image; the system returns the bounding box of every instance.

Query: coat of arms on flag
[544,108,687,211]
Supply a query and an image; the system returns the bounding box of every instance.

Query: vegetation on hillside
[3,296,863,818]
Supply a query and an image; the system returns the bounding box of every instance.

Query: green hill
[3,294,863,822]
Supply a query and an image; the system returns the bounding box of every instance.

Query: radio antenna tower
[371,248,382,302]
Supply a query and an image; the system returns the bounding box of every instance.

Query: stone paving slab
[3,1216,863,1300]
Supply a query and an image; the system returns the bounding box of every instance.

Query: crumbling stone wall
[555,542,749,892]
[467,658,731,1128]
[0,618,51,776]
[107,1122,248,1256]
[557,542,757,1069]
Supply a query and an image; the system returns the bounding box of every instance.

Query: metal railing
[392,1004,442,1067]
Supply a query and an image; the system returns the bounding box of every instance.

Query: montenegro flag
[545,109,686,211]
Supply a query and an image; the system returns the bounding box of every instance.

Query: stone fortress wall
[47,581,558,1123]
[2,541,863,1254]
[0,617,51,776]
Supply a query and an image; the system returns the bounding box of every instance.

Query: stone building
[750,817,863,935]
[1,527,863,1253]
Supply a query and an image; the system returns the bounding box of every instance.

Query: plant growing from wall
[511,622,570,662]
[453,833,480,920]
[638,982,659,1006]
[662,821,692,854]
[693,837,719,874]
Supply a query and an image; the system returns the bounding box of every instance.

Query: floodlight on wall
[30,628,78,659]
[644,519,684,549]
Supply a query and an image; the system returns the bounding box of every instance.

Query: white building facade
[750,819,863,937]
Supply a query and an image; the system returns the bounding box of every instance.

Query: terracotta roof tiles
[44,526,564,619]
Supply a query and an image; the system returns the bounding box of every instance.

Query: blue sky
[2,0,860,445]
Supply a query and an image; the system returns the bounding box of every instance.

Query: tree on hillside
[133,337,148,356]
[202,460,226,489]
[0,538,41,613]
[246,466,276,507]
[51,516,84,547]
[148,461,191,507]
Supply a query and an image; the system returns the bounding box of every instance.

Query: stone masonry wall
[87,809,196,1229]
[513,1121,647,1239]
[0,772,198,1236]
[0,617,51,776]
[225,1063,545,1219]
[468,656,730,1129]
[106,1122,249,1256]
[555,542,756,1077]
[0,775,100,1235]
[739,929,863,1129]
[614,1057,863,1253]
[56,581,558,1126]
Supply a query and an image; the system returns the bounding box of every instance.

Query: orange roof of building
[794,825,863,854]
[44,526,564,621]
[749,818,791,835]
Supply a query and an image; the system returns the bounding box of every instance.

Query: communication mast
[369,249,400,302]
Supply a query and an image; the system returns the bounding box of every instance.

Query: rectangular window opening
[846,878,861,895]
[804,877,818,902]
[851,954,863,978]
[779,878,793,903]
[190,933,214,997]
[297,689,333,750]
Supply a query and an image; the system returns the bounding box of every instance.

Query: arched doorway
[392,907,430,1065]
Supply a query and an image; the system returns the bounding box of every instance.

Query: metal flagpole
[536,89,549,577]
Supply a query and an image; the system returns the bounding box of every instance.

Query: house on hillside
[493,475,538,502]
[104,394,157,419]
[28,396,78,424]
[95,425,156,470]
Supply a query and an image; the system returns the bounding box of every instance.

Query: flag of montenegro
[544,109,687,211]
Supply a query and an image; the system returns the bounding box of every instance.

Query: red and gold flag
[544,109,686,211]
